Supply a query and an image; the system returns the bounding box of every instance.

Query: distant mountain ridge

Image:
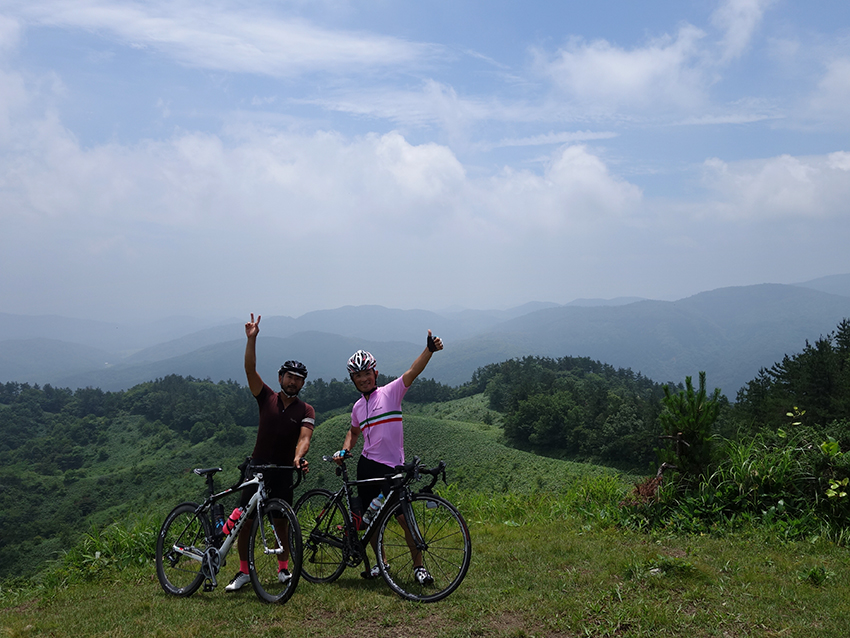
[2,275,849,397]
[425,283,850,396]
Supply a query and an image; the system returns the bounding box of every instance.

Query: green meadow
[3,395,849,637]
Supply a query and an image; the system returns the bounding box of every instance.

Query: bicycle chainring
[342,529,363,567]
[201,547,222,591]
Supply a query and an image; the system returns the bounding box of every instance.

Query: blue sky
[1,0,849,322]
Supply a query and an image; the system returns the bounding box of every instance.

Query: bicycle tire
[377,493,472,603]
[248,498,302,604]
[294,489,348,584]
[155,501,211,597]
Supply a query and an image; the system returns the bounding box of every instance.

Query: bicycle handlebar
[320,453,446,491]
[235,457,304,491]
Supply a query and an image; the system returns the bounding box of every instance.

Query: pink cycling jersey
[351,376,409,467]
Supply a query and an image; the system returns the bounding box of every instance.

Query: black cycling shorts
[239,466,294,509]
[357,454,393,508]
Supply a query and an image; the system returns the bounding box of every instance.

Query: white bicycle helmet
[347,349,377,374]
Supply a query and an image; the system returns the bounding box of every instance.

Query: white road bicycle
[155,459,302,604]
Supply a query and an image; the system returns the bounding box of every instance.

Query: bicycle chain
[342,524,363,567]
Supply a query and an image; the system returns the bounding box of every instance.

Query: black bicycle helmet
[347,349,377,374]
[279,360,308,378]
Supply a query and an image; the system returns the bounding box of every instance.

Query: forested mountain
[2,278,850,397]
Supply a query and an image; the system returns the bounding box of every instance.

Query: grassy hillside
[4,396,850,637]
[3,491,849,637]
[0,413,250,580]
[1,394,631,581]
[303,395,632,496]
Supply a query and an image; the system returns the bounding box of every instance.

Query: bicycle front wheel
[155,501,211,597]
[377,493,472,603]
[248,498,302,604]
[294,489,347,583]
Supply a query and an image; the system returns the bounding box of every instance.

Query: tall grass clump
[65,513,159,573]
[44,514,160,590]
[0,514,160,606]
[621,425,850,540]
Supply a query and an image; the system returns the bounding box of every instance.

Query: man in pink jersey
[333,330,443,584]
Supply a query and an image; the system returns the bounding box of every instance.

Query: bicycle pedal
[203,580,215,592]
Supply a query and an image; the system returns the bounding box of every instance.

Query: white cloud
[808,57,850,123]
[678,112,780,126]
[2,110,636,240]
[476,145,643,237]
[538,25,709,110]
[493,130,617,149]
[6,0,437,77]
[0,15,26,140]
[701,152,850,220]
[711,0,774,62]
[0,68,27,141]
[304,80,501,130]
[0,13,21,51]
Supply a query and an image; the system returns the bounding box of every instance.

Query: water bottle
[222,507,244,535]
[362,494,384,525]
[212,503,226,536]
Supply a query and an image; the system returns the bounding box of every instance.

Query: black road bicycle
[155,459,302,604]
[294,454,471,603]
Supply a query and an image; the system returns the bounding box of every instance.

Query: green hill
[301,395,630,497]
[0,392,629,582]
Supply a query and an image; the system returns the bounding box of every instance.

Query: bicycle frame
[296,454,470,602]
[169,464,296,590]
[315,456,442,570]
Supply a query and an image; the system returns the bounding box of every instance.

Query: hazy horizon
[2,272,847,326]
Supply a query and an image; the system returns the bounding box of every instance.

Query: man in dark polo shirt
[225,312,316,592]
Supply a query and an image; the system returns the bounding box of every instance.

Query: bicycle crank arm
[201,548,222,591]
[310,532,345,550]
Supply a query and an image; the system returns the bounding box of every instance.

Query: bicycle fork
[258,506,287,556]
[398,496,428,557]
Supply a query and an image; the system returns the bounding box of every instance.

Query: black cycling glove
[427,333,438,352]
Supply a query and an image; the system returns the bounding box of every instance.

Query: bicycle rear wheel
[294,489,347,583]
[248,498,302,604]
[377,493,472,603]
[155,501,211,597]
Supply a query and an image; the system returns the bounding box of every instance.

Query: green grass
[3,501,850,638]
[4,394,850,636]
[1,394,633,582]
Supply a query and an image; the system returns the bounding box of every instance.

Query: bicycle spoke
[248,499,302,604]
[377,494,471,603]
[155,502,210,597]
[294,489,348,583]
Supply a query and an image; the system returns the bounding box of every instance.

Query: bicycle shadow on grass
[297,573,397,598]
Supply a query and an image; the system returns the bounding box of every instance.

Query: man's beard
[281,384,301,397]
